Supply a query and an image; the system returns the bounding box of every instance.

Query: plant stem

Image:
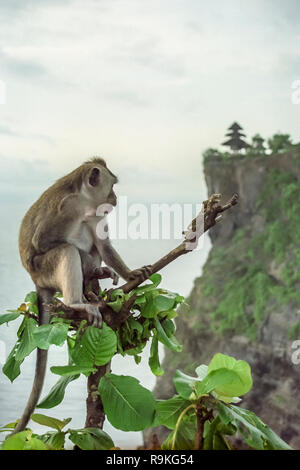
[195,404,213,450]
[195,405,204,450]
[171,404,195,450]
[85,363,110,429]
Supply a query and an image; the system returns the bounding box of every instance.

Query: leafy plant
[0,353,292,450]
[0,415,114,450]
[155,353,291,450]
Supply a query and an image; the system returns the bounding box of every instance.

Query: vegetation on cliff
[203,132,297,163]
[189,163,300,340]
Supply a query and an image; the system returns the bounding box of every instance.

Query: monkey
[13,157,151,434]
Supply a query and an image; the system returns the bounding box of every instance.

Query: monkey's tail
[11,287,53,435]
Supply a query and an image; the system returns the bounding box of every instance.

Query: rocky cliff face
[145,150,300,449]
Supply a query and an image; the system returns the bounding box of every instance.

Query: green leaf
[0,421,19,430]
[203,419,232,450]
[173,370,198,399]
[50,365,96,376]
[37,374,80,409]
[207,353,253,397]
[25,291,38,304]
[133,295,146,306]
[31,414,71,431]
[218,403,292,450]
[154,318,182,352]
[2,343,22,382]
[80,324,117,366]
[132,283,157,295]
[0,312,21,325]
[106,298,124,313]
[149,333,164,376]
[203,416,234,450]
[141,297,159,318]
[154,294,175,312]
[161,415,197,450]
[195,368,243,397]
[155,396,191,429]
[161,318,176,337]
[149,273,162,287]
[2,430,47,450]
[33,323,69,349]
[39,431,66,450]
[15,317,38,362]
[69,427,114,450]
[99,374,155,431]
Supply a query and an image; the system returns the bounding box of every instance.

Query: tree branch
[49,193,238,327]
[119,192,238,294]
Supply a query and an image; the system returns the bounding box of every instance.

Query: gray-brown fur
[14,157,150,434]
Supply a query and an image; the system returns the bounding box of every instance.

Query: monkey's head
[83,157,118,208]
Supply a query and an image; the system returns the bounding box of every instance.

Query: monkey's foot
[128,265,152,282]
[69,303,102,328]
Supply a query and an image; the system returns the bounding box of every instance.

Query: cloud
[0,0,72,15]
[0,124,18,136]
[0,49,48,79]
[0,0,298,187]
[0,156,59,202]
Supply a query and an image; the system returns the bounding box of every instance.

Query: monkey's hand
[127,265,152,282]
[93,267,119,285]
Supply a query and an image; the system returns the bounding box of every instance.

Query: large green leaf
[69,428,114,450]
[218,403,292,450]
[99,374,155,431]
[155,396,191,430]
[2,431,47,450]
[207,353,253,397]
[148,333,164,376]
[31,414,71,431]
[0,312,21,325]
[80,324,117,366]
[15,318,38,362]
[195,368,243,397]
[33,323,69,349]
[37,374,79,409]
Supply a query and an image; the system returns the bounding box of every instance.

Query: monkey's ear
[88,167,101,187]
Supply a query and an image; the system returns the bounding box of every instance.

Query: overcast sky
[0,0,299,202]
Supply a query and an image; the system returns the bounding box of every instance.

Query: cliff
[145,149,300,449]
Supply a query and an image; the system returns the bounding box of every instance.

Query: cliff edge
[145,149,300,449]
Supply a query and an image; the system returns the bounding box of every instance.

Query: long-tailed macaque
[14,157,150,433]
